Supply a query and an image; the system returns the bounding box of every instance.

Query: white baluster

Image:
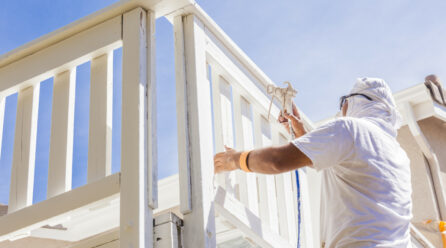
[253,109,279,233]
[47,69,76,199]
[9,85,40,213]
[233,93,259,215]
[272,129,298,244]
[219,77,236,195]
[209,66,226,190]
[87,53,113,183]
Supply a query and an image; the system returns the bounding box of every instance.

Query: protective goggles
[339,93,372,110]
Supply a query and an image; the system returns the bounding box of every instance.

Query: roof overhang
[394,83,446,126]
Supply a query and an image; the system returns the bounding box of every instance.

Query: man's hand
[277,102,307,138]
[214,146,240,174]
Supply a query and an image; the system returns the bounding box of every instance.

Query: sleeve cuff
[291,139,323,171]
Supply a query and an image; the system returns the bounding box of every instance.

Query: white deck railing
[0,0,317,247]
[0,4,160,247]
[172,5,316,247]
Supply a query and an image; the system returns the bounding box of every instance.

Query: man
[214,78,412,247]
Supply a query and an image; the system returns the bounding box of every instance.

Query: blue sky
[1,0,445,204]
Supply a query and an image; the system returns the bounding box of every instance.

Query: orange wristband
[239,151,252,172]
[439,221,446,232]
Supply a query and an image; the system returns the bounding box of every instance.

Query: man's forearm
[232,143,312,174]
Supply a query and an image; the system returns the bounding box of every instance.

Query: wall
[397,123,442,246]
[419,117,446,187]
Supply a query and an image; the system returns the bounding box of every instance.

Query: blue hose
[295,170,301,248]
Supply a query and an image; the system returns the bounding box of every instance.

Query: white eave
[394,83,446,126]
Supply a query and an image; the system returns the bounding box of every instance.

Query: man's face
[342,99,348,116]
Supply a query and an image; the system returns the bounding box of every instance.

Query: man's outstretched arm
[214,102,312,174]
[214,143,312,174]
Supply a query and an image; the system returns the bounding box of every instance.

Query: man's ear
[342,99,348,116]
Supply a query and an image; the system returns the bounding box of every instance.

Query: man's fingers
[283,112,295,120]
[277,111,288,123]
[278,115,287,123]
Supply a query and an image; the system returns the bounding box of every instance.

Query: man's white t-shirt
[292,117,412,248]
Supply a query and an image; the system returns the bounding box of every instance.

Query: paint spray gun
[267,81,298,139]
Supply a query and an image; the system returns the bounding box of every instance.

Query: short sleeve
[292,119,354,171]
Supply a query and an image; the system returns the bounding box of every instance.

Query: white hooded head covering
[345,77,402,136]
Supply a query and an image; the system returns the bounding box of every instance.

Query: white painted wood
[0,0,193,68]
[233,93,259,215]
[68,229,119,248]
[8,85,40,213]
[28,174,179,243]
[209,66,227,190]
[47,69,76,199]
[261,178,279,235]
[282,173,299,245]
[0,173,120,241]
[0,16,122,97]
[205,46,279,122]
[120,8,153,248]
[305,165,322,247]
[204,33,312,128]
[30,196,119,242]
[252,111,280,234]
[299,169,314,248]
[273,131,300,245]
[154,221,180,248]
[169,3,276,93]
[146,10,158,209]
[231,89,245,201]
[174,14,217,247]
[153,174,180,215]
[218,77,237,196]
[210,68,236,195]
[214,187,294,248]
[259,120,279,238]
[271,129,297,245]
[219,78,234,149]
[153,213,183,248]
[173,14,192,214]
[291,169,301,247]
[210,66,224,153]
[0,96,5,158]
[87,53,113,183]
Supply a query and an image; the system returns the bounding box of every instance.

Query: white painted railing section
[0,1,306,247]
[173,7,301,247]
[0,7,157,246]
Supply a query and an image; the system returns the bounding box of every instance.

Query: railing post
[174,14,217,247]
[9,85,40,213]
[121,7,156,247]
